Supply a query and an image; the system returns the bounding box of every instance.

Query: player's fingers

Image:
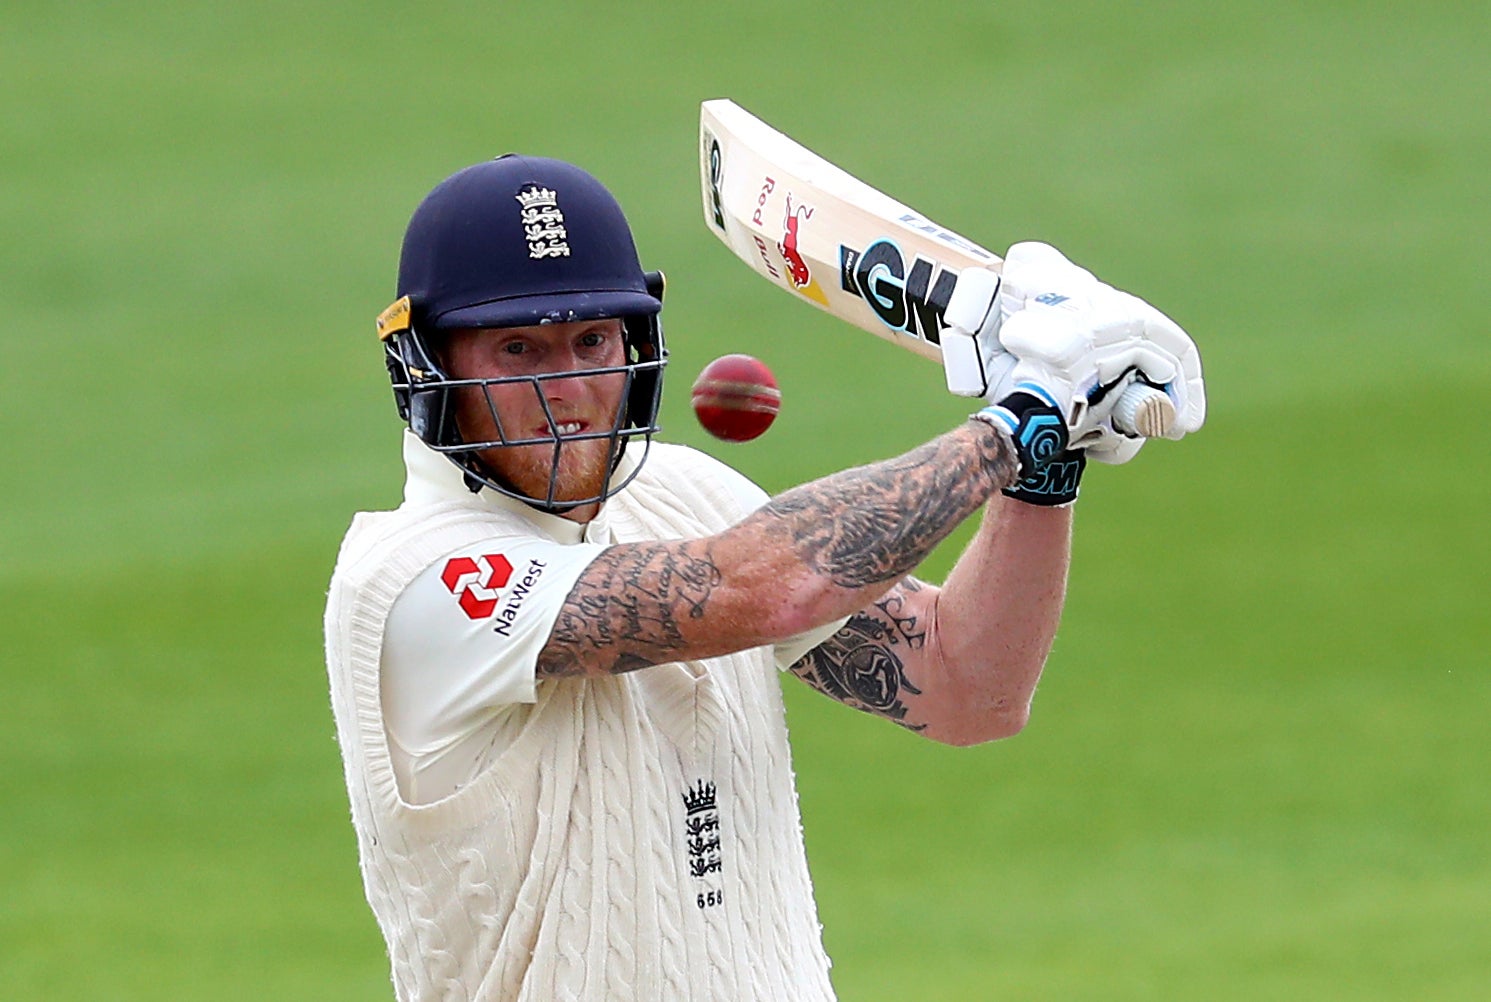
[1093,345,1179,387]
[1173,375,1207,438]
[1088,313,1143,348]
[1003,241,1081,275]
[999,309,1092,369]
[1085,433,1145,465]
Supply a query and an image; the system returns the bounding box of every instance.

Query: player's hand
[943,242,1207,457]
[998,242,1206,444]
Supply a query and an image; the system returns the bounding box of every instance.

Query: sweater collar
[400,430,626,545]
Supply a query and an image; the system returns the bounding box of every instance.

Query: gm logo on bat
[839,239,959,345]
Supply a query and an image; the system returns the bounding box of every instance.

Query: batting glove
[971,382,1086,506]
[943,242,1207,468]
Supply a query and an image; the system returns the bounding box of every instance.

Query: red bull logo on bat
[777,194,814,288]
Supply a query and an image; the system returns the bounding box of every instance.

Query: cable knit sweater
[324,443,836,1001]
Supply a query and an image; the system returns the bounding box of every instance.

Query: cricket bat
[698,98,1173,438]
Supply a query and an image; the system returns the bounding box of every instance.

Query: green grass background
[3,0,1487,998]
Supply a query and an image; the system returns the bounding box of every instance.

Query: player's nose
[531,363,590,411]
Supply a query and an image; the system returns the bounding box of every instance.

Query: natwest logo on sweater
[440,554,514,619]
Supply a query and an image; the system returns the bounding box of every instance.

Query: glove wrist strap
[1001,449,1085,507]
[971,387,1084,507]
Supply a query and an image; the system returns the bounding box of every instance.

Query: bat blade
[698,98,1175,438]
[700,98,1000,364]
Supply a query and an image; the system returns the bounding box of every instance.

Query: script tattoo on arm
[536,541,722,678]
[789,578,931,731]
[765,422,1016,589]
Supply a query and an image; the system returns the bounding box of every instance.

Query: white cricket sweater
[324,442,836,1001]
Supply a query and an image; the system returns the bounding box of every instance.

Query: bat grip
[1110,383,1175,438]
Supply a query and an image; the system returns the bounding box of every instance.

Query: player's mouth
[537,420,588,439]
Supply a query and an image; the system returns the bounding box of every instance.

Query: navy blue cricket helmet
[375,155,667,509]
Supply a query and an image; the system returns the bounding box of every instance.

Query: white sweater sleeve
[380,537,605,802]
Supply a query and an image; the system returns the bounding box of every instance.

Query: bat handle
[1110,382,1175,438]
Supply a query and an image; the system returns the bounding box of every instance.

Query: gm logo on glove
[1017,413,1066,469]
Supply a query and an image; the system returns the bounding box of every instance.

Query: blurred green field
[3,1,1487,998]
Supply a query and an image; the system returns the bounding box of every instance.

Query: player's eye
[500,339,529,355]
[578,329,607,348]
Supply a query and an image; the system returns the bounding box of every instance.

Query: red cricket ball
[690,354,781,442]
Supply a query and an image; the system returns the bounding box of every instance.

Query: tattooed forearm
[537,542,723,678]
[790,605,927,731]
[764,422,1016,588]
[536,422,1013,679]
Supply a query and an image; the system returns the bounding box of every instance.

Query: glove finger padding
[941,266,1010,398]
[1001,243,1206,443]
[1103,289,1205,439]
[998,305,1095,373]
[1080,427,1146,465]
[999,241,1101,312]
[1123,299,1205,440]
[1156,324,1206,440]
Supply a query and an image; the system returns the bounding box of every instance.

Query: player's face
[442,319,629,518]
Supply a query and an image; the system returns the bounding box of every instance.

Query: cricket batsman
[324,154,1205,1000]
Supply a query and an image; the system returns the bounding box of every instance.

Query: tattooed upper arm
[788,578,934,732]
[536,540,723,679]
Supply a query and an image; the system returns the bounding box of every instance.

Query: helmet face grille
[386,328,666,510]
